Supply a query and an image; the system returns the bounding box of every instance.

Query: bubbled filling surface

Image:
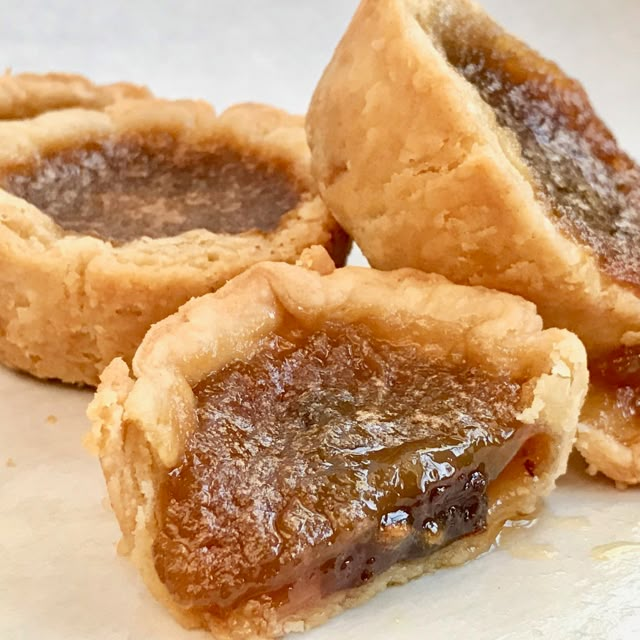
[430,12,640,287]
[3,141,301,243]
[153,322,532,616]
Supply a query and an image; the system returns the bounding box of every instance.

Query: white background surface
[2,1,640,639]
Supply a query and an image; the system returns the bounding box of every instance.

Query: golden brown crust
[0,71,151,120]
[307,0,640,484]
[0,99,349,386]
[87,249,587,639]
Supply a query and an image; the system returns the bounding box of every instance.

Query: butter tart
[88,248,587,639]
[0,100,349,385]
[0,71,151,120]
[307,0,640,484]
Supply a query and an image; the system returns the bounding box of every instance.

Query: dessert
[0,100,349,385]
[0,71,150,119]
[88,248,587,638]
[307,0,640,484]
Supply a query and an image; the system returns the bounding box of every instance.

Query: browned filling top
[432,14,640,288]
[153,322,531,616]
[2,141,301,243]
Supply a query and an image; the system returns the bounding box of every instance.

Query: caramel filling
[153,322,532,616]
[3,142,301,243]
[431,15,640,287]
[587,346,640,446]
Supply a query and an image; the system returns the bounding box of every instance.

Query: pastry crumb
[296,245,335,275]
[6,457,16,467]
[46,414,58,425]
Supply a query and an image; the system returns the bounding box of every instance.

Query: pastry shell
[0,71,150,119]
[87,248,587,639]
[307,0,640,484]
[0,99,349,385]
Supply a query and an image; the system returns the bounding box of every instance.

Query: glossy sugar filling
[153,321,535,616]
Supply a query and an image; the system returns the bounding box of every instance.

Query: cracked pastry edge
[87,251,588,639]
[0,71,151,120]
[0,99,350,386]
[306,0,640,484]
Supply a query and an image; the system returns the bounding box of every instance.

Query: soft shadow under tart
[307,0,640,485]
[0,71,151,120]
[87,248,587,639]
[0,99,349,385]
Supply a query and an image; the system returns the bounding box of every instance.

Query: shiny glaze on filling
[153,321,528,615]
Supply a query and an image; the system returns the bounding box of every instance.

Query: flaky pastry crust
[307,0,640,484]
[87,249,587,639]
[0,71,151,119]
[0,99,349,385]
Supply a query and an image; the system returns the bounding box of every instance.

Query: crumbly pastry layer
[307,0,640,484]
[0,100,349,385]
[0,71,151,119]
[88,248,587,639]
